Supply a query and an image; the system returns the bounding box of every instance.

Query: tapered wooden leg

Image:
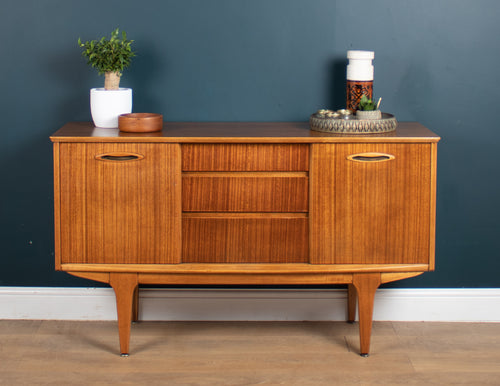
[109,273,138,356]
[347,284,357,323]
[352,273,381,357]
[132,286,139,323]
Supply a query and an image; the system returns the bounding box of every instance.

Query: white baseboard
[1,287,499,322]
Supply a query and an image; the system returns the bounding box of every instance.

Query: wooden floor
[1,320,499,385]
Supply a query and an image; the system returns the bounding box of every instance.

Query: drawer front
[182,144,309,171]
[182,215,309,263]
[182,173,308,212]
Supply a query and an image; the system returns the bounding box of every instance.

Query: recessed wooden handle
[95,153,144,162]
[347,152,395,163]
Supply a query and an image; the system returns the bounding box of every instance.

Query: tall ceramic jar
[346,50,374,112]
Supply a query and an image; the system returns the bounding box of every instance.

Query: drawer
[182,144,309,171]
[182,215,309,263]
[182,172,308,212]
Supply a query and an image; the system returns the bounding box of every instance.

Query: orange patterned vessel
[346,80,373,112]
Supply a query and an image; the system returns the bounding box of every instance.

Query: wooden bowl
[118,113,163,133]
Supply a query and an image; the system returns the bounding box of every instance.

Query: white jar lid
[346,50,374,81]
[347,50,375,60]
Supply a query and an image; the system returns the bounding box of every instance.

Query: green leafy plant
[78,28,135,90]
[357,95,379,111]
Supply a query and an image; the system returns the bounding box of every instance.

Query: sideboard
[51,121,439,356]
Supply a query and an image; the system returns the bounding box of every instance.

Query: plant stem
[104,72,121,90]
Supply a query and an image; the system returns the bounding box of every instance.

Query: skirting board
[1,287,499,322]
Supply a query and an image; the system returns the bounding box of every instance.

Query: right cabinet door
[310,143,434,265]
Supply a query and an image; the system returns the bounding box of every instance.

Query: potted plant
[78,28,135,128]
[356,95,382,120]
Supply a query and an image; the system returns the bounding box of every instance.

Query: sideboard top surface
[51,122,440,143]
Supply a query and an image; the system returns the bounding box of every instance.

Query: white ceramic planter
[90,88,132,128]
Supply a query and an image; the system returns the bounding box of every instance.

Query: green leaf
[78,28,135,76]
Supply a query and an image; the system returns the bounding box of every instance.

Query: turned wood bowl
[118,113,163,133]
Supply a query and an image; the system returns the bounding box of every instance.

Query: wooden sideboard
[51,121,440,356]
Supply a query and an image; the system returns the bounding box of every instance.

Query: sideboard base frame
[66,266,424,356]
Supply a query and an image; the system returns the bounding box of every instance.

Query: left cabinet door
[56,143,181,265]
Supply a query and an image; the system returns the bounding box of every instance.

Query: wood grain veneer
[58,143,181,265]
[50,121,440,143]
[182,173,308,212]
[61,263,430,274]
[310,143,432,265]
[182,144,309,171]
[182,216,309,263]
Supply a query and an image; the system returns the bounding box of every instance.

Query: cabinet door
[58,143,181,264]
[310,143,435,265]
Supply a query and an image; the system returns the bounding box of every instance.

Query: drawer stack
[181,144,309,263]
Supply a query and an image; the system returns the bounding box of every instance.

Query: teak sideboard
[51,121,440,356]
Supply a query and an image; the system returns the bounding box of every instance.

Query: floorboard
[1,320,499,385]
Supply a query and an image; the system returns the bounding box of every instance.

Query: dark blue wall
[1,0,499,287]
